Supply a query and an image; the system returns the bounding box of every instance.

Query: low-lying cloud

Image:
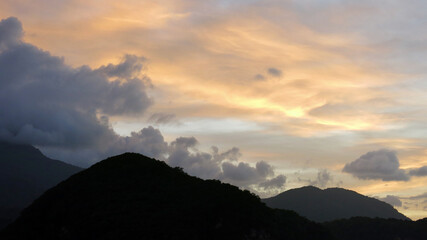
[259,175,286,190]
[267,67,282,77]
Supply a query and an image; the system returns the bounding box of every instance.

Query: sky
[1,0,427,220]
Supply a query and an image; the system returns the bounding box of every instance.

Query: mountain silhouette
[263,186,409,222]
[0,142,82,229]
[1,153,332,240]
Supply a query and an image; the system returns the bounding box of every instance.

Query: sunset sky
[1,0,427,220]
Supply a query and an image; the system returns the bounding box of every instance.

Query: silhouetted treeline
[324,217,427,240]
[1,153,332,240]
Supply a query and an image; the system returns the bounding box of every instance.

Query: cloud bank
[0,17,151,149]
[0,17,285,191]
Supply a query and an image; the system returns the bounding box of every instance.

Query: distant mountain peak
[263,186,409,222]
[0,142,82,229]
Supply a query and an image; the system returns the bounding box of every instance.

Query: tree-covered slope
[1,153,332,240]
[324,217,427,240]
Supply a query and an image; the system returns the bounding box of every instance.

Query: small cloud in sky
[148,113,176,124]
[254,74,265,81]
[267,67,282,77]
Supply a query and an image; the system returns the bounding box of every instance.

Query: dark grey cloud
[0,17,286,191]
[112,126,168,159]
[221,160,275,187]
[222,162,259,182]
[343,149,410,181]
[41,126,168,167]
[256,161,275,178]
[41,116,284,189]
[409,166,427,177]
[0,17,152,149]
[97,54,146,79]
[0,17,22,51]
[377,195,402,207]
[167,137,221,179]
[212,146,240,162]
[165,137,284,189]
[267,67,282,77]
[259,174,286,190]
[148,113,176,124]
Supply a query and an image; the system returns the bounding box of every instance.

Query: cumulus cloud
[167,137,221,179]
[377,195,402,207]
[112,126,168,159]
[165,137,283,189]
[0,17,151,149]
[97,54,146,79]
[221,160,274,187]
[211,146,240,162]
[259,174,286,190]
[343,149,410,181]
[0,17,22,51]
[41,126,168,167]
[267,67,282,77]
[409,166,427,177]
[0,17,286,191]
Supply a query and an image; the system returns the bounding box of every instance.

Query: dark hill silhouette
[0,142,82,229]
[263,186,409,222]
[1,153,332,240]
[324,217,427,240]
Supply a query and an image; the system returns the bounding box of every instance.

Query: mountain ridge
[263,185,409,222]
[0,141,83,229]
[1,152,332,239]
